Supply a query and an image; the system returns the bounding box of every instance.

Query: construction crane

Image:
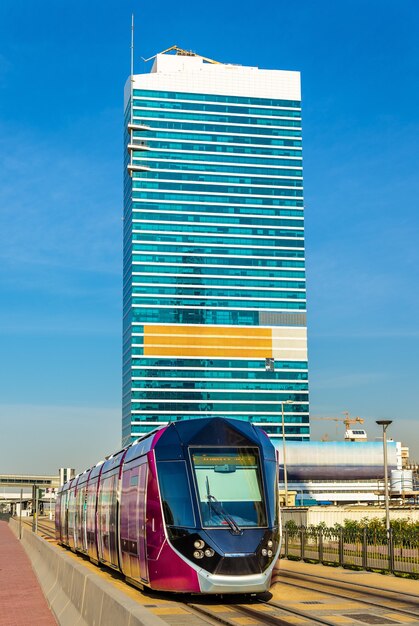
[311,416,342,436]
[143,45,222,65]
[342,411,364,430]
[312,412,366,441]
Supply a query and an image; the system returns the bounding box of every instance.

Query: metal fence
[280,526,419,576]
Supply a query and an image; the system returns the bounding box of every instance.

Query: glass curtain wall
[122,82,308,445]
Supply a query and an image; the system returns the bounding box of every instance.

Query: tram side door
[126,467,140,580]
[62,491,69,544]
[138,462,149,583]
[82,488,88,552]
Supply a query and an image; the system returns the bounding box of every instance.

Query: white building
[275,440,415,505]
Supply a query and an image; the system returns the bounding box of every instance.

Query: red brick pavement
[0,521,56,625]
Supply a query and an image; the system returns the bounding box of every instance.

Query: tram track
[187,599,338,626]
[274,566,419,616]
[186,565,419,626]
[188,584,419,626]
[21,517,56,539]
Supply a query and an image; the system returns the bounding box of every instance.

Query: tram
[56,417,280,594]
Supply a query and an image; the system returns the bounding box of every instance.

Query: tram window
[191,448,267,528]
[157,461,195,527]
[264,461,279,526]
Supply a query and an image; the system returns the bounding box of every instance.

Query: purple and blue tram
[56,417,280,594]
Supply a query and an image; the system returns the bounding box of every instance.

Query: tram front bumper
[197,568,272,594]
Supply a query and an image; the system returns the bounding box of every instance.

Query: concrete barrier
[9,518,167,626]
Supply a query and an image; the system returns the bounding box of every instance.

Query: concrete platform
[0,520,56,625]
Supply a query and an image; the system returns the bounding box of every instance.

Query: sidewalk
[0,520,56,625]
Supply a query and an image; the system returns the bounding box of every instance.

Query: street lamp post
[281,400,294,507]
[376,420,393,535]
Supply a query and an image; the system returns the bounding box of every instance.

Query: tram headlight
[194,539,205,549]
[193,550,205,559]
[261,548,268,556]
[204,548,215,557]
[267,549,273,557]
[267,540,273,548]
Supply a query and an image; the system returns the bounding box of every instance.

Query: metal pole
[318,528,324,562]
[31,485,36,532]
[338,527,344,566]
[389,527,395,573]
[131,13,134,78]
[362,527,368,569]
[129,14,135,177]
[19,489,22,540]
[383,427,390,533]
[300,527,305,560]
[35,488,38,534]
[376,420,392,536]
[281,402,288,506]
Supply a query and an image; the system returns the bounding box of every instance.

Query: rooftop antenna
[131,14,134,78]
[129,14,134,176]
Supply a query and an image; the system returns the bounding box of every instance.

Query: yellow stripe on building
[145,336,271,349]
[143,324,273,358]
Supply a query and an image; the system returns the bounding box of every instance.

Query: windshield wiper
[205,476,242,535]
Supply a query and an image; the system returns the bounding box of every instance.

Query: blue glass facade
[122,56,309,445]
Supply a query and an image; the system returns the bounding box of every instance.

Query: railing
[280,526,418,576]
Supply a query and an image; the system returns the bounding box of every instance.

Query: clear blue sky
[0,0,418,473]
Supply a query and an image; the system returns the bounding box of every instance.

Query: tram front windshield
[191,448,267,528]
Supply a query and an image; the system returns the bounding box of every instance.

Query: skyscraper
[122,48,308,446]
